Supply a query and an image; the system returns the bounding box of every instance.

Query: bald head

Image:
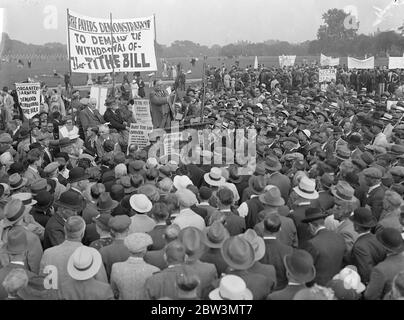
[89,98,97,110]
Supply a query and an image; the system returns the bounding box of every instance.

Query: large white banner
[67,10,157,73]
[389,57,404,69]
[347,57,374,69]
[320,54,340,67]
[15,83,41,120]
[319,68,337,83]
[279,55,296,68]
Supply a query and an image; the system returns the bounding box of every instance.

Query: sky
[2,0,404,46]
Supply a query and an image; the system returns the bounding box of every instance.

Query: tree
[317,8,358,42]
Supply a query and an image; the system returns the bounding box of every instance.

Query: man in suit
[147,203,169,251]
[259,212,293,290]
[264,156,291,203]
[99,216,131,280]
[144,224,181,270]
[179,227,217,299]
[365,228,404,300]
[267,249,316,300]
[196,186,217,224]
[103,98,129,150]
[78,98,105,138]
[241,229,277,292]
[325,181,359,263]
[59,246,114,300]
[350,207,386,284]
[302,208,346,286]
[200,221,230,277]
[362,167,386,221]
[149,79,174,129]
[43,190,84,249]
[41,216,108,289]
[110,233,160,300]
[145,241,192,299]
[317,173,335,212]
[222,236,272,300]
[23,148,43,186]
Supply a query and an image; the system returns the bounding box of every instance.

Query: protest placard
[319,68,337,83]
[131,99,153,125]
[279,55,296,68]
[15,83,41,119]
[90,86,109,115]
[347,57,374,69]
[128,123,153,149]
[388,57,404,70]
[67,10,157,73]
[320,54,340,67]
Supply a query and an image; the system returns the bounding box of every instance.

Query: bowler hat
[54,190,84,211]
[284,249,316,283]
[302,207,327,223]
[376,228,404,253]
[35,191,54,209]
[349,207,376,228]
[221,236,255,270]
[68,167,89,183]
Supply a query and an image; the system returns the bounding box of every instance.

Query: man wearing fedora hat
[200,221,230,277]
[302,207,346,286]
[222,236,272,300]
[350,207,387,284]
[59,246,114,300]
[265,156,291,203]
[1,199,43,275]
[43,190,85,249]
[375,190,403,235]
[99,215,131,280]
[178,227,217,299]
[110,233,160,300]
[173,189,205,232]
[43,162,66,201]
[365,228,404,300]
[90,213,113,251]
[41,216,108,289]
[267,249,316,300]
[0,226,47,299]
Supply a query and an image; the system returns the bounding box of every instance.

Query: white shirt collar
[367,183,381,195]
[314,226,326,235]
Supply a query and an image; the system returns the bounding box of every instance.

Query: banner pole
[110,12,116,97]
[66,9,73,110]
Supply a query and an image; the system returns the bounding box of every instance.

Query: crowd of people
[0,60,404,300]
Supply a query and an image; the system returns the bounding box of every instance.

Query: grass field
[0,56,390,89]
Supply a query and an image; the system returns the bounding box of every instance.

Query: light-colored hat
[331,265,366,294]
[129,194,152,213]
[145,157,159,170]
[176,189,198,208]
[241,229,265,261]
[204,167,225,187]
[8,173,28,191]
[44,162,59,174]
[124,233,153,253]
[0,152,13,166]
[293,176,319,200]
[67,246,102,281]
[11,193,37,206]
[209,275,253,300]
[173,175,193,191]
[330,181,356,202]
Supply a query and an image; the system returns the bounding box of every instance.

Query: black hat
[302,207,327,223]
[376,228,404,253]
[68,167,89,183]
[349,207,376,228]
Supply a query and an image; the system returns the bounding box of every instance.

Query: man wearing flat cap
[362,167,387,221]
[110,233,159,300]
[99,215,131,280]
[44,162,66,200]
